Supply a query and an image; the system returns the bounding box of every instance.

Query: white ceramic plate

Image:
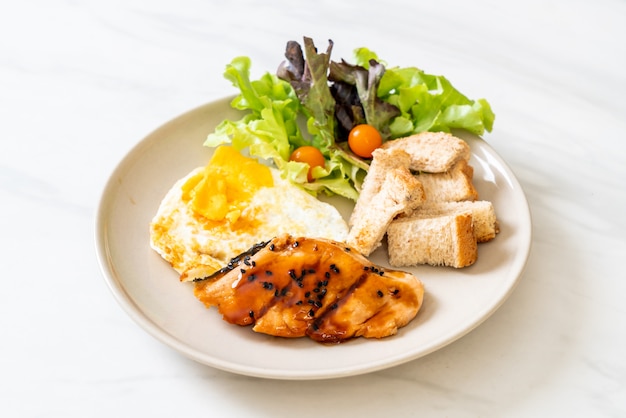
[95,97,531,380]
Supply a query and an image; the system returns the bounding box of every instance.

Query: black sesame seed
[240,268,246,274]
[247,274,256,282]
[322,280,328,287]
[296,300,303,305]
[265,270,273,276]
[262,281,274,290]
[308,269,316,274]
[377,290,384,297]
[313,288,320,293]
[281,287,288,296]
[308,299,315,305]
[249,310,254,318]
[269,243,275,251]
[293,241,299,247]
[379,270,384,276]
[330,303,338,310]
[314,301,322,308]
[308,309,315,317]
[344,247,351,252]
[393,289,400,295]
[305,291,311,298]
[296,281,304,288]
[251,261,256,267]
[363,266,370,271]
[288,269,297,280]
[318,289,327,299]
[274,289,279,297]
[312,323,319,331]
[325,272,331,279]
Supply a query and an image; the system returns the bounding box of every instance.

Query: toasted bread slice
[416,200,499,243]
[416,159,478,203]
[349,147,412,227]
[347,166,425,256]
[381,131,471,173]
[387,211,477,268]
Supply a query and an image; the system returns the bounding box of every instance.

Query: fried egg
[150,146,349,281]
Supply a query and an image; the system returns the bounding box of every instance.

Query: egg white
[150,167,349,281]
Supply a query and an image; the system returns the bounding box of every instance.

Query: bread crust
[387,212,477,268]
[415,159,479,203]
[349,147,412,227]
[414,200,499,243]
[381,131,471,173]
[347,166,425,256]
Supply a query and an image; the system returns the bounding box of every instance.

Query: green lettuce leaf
[205,56,303,165]
[358,48,495,137]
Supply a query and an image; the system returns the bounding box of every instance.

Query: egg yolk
[181,146,273,222]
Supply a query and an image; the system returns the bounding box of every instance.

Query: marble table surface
[2,0,625,416]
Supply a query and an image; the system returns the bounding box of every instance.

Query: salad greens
[205,37,495,201]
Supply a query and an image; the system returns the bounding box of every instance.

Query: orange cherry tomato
[348,124,383,158]
[289,145,326,182]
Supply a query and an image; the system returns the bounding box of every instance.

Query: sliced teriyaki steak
[193,234,425,343]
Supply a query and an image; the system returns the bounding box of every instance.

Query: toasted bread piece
[387,211,477,268]
[350,147,412,227]
[347,166,425,256]
[381,131,471,173]
[416,159,479,203]
[416,200,499,243]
